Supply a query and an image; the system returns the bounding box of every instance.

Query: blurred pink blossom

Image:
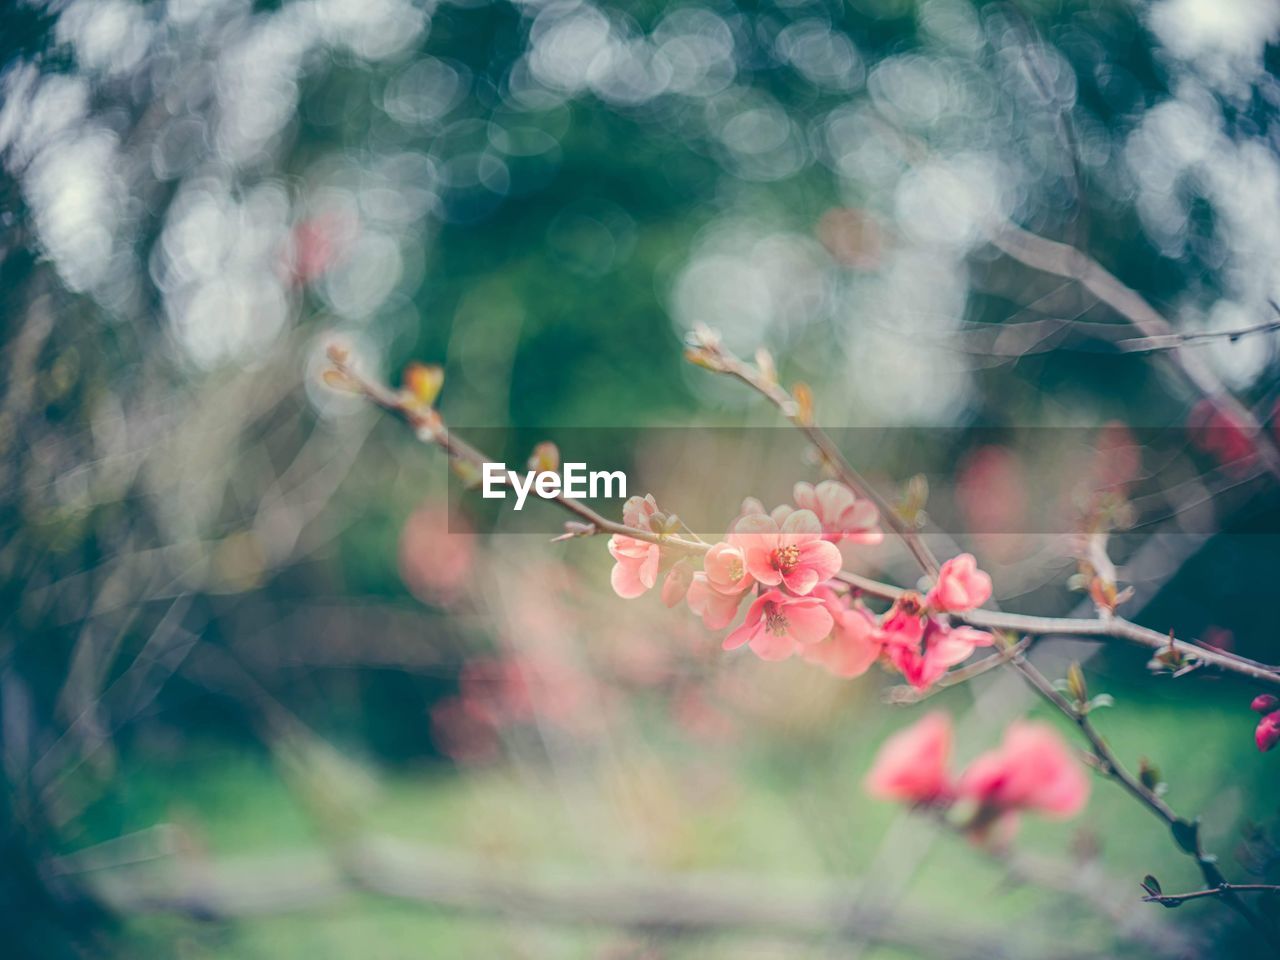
[398,505,476,607]
[958,721,1090,829]
[1188,399,1257,473]
[865,711,953,805]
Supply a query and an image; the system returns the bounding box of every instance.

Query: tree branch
[989,224,1280,481]
[327,355,1280,692]
[1006,645,1280,952]
[687,334,940,575]
[81,837,1126,960]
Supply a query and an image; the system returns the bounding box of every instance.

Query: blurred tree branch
[988,224,1280,480]
[77,836,1123,960]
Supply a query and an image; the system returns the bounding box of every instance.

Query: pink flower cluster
[865,712,1090,841]
[608,485,997,691]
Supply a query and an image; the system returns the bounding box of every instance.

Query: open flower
[789,480,883,544]
[886,619,994,691]
[724,589,833,661]
[926,553,993,613]
[957,721,1090,830]
[865,712,954,805]
[686,574,746,629]
[608,534,660,599]
[729,510,842,596]
[804,588,883,678]
[703,541,754,595]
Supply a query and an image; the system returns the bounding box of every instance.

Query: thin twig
[989,224,1280,481]
[1142,883,1280,906]
[1116,317,1280,353]
[883,638,1032,705]
[1007,645,1280,952]
[917,810,1196,958]
[695,340,940,575]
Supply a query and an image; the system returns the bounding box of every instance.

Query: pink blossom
[728,510,842,596]
[789,480,883,544]
[398,505,476,607]
[703,541,753,595]
[724,589,833,661]
[865,712,954,805]
[1256,711,1280,753]
[926,553,992,613]
[878,594,926,649]
[804,588,883,678]
[283,211,356,287]
[886,619,994,691]
[686,574,745,629]
[608,534,660,599]
[958,721,1090,821]
[662,559,695,607]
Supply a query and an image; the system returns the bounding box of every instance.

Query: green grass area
[65,667,1264,960]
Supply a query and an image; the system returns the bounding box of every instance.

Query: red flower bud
[1251,694,1279,715]
[1255,712,1280,753]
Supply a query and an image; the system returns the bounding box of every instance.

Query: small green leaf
[1141,874,1162,896]
[1087,693,1115,711]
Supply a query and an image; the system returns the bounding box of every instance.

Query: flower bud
[1066,662,1088,705]
[1255,711,1280,753]
[1250,694,1279,715]
[662,559,695,608]
[403,362,444,408]
[791,382,814,426]
[755,347,777,385]
[321,367,361,394]
[528,441,560,474]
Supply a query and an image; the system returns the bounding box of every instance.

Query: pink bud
[661,560,694,608]
[1250,694,1279,715]
[1255,712,1280,753]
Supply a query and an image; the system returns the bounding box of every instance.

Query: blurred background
[3,0,1280,957]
